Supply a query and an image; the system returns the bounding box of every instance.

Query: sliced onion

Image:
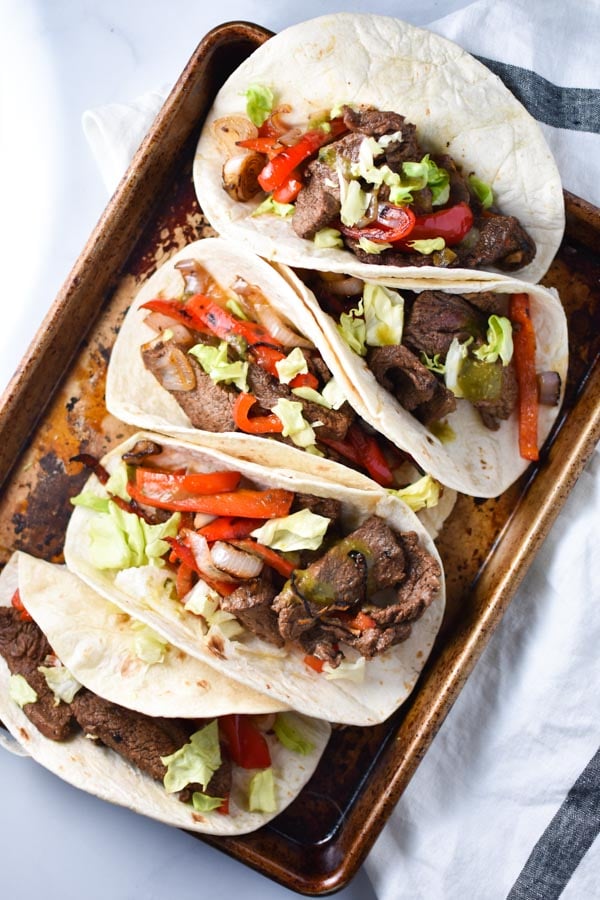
[212,115,258,154]
[537,371,562,406]
[210,541,264,580]
[185,532,237,582]
[174,259,212,294]
[141,338,196,391]
[222,152,265,202]
[318,273,365,297]
[193,513,217,529]
[233,278,314,348]
[143,312,194,347]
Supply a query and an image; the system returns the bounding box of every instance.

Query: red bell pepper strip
[340,204,416,244]
[139,298,205,331]
[219,715,271,769]
[197,516,267,542]
[398,201,474,246]
[510,292,539,462]
[303,654,325,673]
[250,344,286,376]
[11,589,32,622]
[175,562,195,600]
[319,424,395,487]
[236,136,282,156]
[258,121,346,193]
[233,392,284,435]
[135,468,242,500]
[272,171,303,203]
[336,609,377,631]
[230,539,296,579]
[185,294,278,346]
[127,480,293,518]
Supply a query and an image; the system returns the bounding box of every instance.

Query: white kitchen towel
[82,2,600,898]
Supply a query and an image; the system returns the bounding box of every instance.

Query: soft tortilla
[64,432,446,726]
[16,551,286,717]
[0,554,331,836]
[276,266,569,498]
[106,237,456,535]
[193,13,563,285]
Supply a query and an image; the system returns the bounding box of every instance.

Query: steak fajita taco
[275,267,568,498]
[193,14,564,285]
[63,432,446,726]
[106,237,456,533]
[0,553,331,836]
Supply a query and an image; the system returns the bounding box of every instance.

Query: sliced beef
[292,158,341,239]
[274,519,441,666]
[404,291,487,358]
[220,579,283,647]
[247,363,354,441]
[460,291,510,317]
[0,607,75,741]
[459,213,536,271]
[367,344,457,423]
[291,493,342,528]
[142,342,237,432]
[342,105,408,137]
[70,689,195,782]
[303,349,332,384]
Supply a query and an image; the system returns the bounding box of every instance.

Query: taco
[63,432,445,726]
[0,552,331,835]
[274,268,568,498]
[106,237,455,532]
[193,13,563,285]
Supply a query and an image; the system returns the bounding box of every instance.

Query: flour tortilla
[15,551,286,717]
[277,267,569,498]
[64,432,446,726]
[106,237,455,536]
[193,13,563,285]
[0,553,331,836]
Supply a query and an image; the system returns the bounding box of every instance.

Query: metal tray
[1,21,599,896]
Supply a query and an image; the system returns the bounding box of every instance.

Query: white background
[0,3,471,899]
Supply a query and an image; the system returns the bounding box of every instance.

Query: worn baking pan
[1,21,599,896]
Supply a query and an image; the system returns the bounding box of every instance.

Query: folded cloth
[82,2,600,897]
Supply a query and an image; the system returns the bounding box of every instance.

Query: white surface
[2,2,600,900]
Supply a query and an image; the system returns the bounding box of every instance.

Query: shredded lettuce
[248,767,277,812]
[337,300,367,356]
[321,377,347,409]
[188,341,249,392]
[9,674,38,707]
[273,713,315,755]
[421,351,446,374]
[114,565,176,607]
[183,579,221,618]
[363,283,404,346]
[191,792,225,813]
[38,664,82,705]
[313,227,343,249]
[251,508,330,552]
[402,155,450,205]
[357,236,392,254]
[323,656,366,683]
[469,174,494,209]
[104,461,131,501]
[272,399,318,449]
[473,315,514,365]
[405,237,446,255]
[291,386,331,407]
[251,195,294,218]
[243,84,274,127]
[161,719,221,793]
[340,178,370,227]
[388,474,441,512]
[275,347,308,384]
[130,621,168,665]
[70,492,110,513]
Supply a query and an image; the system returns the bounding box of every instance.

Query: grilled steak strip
[0,607,75,741]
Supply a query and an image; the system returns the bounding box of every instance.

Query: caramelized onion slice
[537,371,562,406]
[210,541,264,580]
[142,339,196,392]
[222,152,265,202]
[232,278,314,348]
